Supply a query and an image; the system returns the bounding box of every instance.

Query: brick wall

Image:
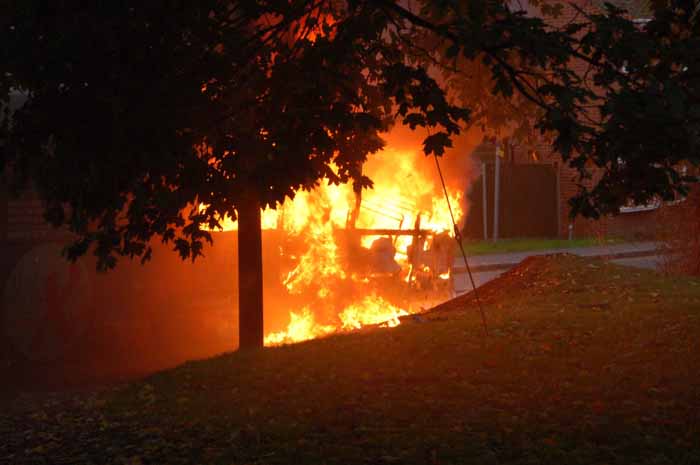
[503,0,659,240]
[511,139,659,240]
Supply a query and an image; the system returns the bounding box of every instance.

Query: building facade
[469,0,662,240]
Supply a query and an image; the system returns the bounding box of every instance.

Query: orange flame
[262,147,463,346]
[202,145,466,347]
[339,294,409,330]
[264,307,336,346]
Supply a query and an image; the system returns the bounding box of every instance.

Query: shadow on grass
[2,255,699,464]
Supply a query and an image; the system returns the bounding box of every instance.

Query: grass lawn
[2,255,699,464]
[459,237,626,256]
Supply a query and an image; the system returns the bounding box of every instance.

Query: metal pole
[493,142,500,242]
[555,162,562,237]
[434,155,489,336]
[0,176,6,242]
[481,162,488,241]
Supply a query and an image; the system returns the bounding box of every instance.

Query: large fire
[207,146,464,346]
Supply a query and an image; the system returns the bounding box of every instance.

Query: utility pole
[493,141,501,242]
[481,162,488,240]
[555,162,561,237]
[0,176,6,242]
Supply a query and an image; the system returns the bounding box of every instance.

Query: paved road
[453,241,658,271]
[452,270,502,293]
[609,255,662,270]
[452,242,661,295]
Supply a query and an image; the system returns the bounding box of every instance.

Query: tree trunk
[237,193,264,350]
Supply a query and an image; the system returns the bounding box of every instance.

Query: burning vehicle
[1,145,467,371]
[253,147,464,345]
